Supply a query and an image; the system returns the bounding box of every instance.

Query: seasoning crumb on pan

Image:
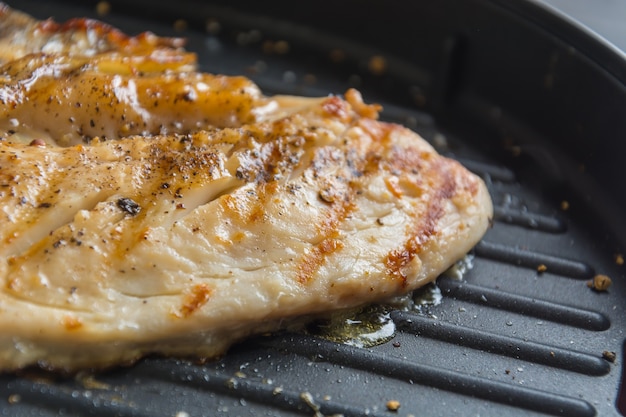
[560,200,570,211]
[303,73,317,85]
[263,40,290,55]
[173,19,188,32]
[300,392,323,417]
[329,48,346,63]
[432,133,448,150]
[7,394,21,404]
[262,40,274,54]
[274,40,290,54]
[537,264,548,273]
[616,254,624,266]
[76,372,110,390]
[410,85,426,107]
[386,400,401,412]
[246,60,268,75]
[587,274,612,291]
[205,19,221,34]
[602,350,617,363]
[95,1,110,16]
[368,55,387,75]
[236,30,261,46]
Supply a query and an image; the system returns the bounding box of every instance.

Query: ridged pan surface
[1,1,624,416]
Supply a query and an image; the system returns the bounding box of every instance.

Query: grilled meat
[0,90,492,371]
[0,3,289,146]
[0,52,280,146]
[0,5,492,372]
[0,2,186,63]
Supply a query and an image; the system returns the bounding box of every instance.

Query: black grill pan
[1,1,625,416]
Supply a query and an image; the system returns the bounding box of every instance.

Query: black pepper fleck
[117,197,141,216]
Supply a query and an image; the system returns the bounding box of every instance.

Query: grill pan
[1,0,625,416]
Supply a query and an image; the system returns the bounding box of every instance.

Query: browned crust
[0,2,185,58]
[36,18,185,50]
[384,160,453,288]
[175,284,213,318]
[0,3,492,373]
[296,238,345,284]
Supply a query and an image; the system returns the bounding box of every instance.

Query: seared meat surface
[0,2,186,63]
[0,3,288,145]
[0,52,279,146]
[0,5,492,372]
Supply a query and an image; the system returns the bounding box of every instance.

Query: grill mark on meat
[388,145,431,173]
[351,120,473,289]
[142,138,245,226]
[1,144,111,258]
[233,128,308,184]
[225,181,278,225]
[297,135,364,282]
[294,118,376,284]
[219,125,320,225]
[296,238,344,284]
[296,178,356,284]
[174,283,212,318]
[315,184,356,239]
[384,157,457,288]
[1,134,239,259]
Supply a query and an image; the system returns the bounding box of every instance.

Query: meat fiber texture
[0,4,492,372]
